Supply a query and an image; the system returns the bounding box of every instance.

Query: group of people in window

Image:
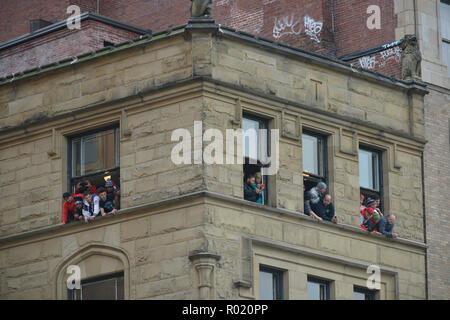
[244,173,398,238]
[359,194,398,238]
[62,178,120,224]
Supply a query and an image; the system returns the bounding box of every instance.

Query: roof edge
[0,12,152,51]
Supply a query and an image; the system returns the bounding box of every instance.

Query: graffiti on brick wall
[354,45,402,71]
[359,55,377,70]
[304,15,323,43]
[273,15,302,39]
[273,14,322,43]
[379,46,401,67]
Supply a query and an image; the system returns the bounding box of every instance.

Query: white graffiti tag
[359,55,377,70]
[379,46,402,66]
[304,15,323,43]
[273,15,302,39]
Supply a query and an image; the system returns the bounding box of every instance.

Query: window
[259,266,284,300]
[353,286,377,300]
[441,1,450,77]
[302,130,327,191]
[359,147,382,208]
[68,272,124,300]
[242,114,270,205]
[307,276,330,300]
[69,126,120,196]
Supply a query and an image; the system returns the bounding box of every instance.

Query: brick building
[0,0,448,300]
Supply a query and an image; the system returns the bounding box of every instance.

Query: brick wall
[0,20,140,77]
[0,1,396,59]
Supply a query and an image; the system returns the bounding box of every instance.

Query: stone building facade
[0,15,429,299]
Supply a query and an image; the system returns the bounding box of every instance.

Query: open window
[68,126,120,201]
[68,272,124,300]
[302,130,328,192]
[242,114,270,205]
[358,147,383,209]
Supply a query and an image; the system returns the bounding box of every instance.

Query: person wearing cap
[73,196,84,221]
[361,198,380,232]
[105,179,120,208]
[308,181,327,206]
[62,192,75,224]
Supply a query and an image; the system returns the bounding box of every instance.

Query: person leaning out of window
[82,191,101,223]
[244,174,261,202]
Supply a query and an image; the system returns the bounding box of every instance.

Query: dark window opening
[354,286,377,300]
[104,41,115,48]
[68,272,124,300]
[259,265,284,300]
[307,276,331,300]
[242,114,270,205]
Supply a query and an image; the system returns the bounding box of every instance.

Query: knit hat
[366,198,376,206]
[316,182,327,190]
[105,179,113,187]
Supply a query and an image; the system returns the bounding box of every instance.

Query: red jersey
[62,201,76,224]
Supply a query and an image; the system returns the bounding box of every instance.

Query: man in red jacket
[62,192,75,224]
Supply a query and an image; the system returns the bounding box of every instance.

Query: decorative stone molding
[188,251,221,299]
[121,109,132,140]
[47,127,62,159]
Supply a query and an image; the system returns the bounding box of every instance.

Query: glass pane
[359,149,374,189]
[441,2,450,40]
[81,278,117,300]
[72,139,81,177]
[307,281,321,300]
[260,270,275,300]
[72,129,116,177]
[302,134,319,175]
[243,117,260,160]
[354,291,366,300]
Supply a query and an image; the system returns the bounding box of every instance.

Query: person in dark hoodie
[244,174,260,202]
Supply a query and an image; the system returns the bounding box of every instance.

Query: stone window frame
[259,264,285,300]
[358,145,384,211]
[240,108,278,208]
[67,124,120,195]
[301,128,329,192]
[68,271,124,300]
[307,275,332,300]
[54,243,130,300]
[238,237,398,300]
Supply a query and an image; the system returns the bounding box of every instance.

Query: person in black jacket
[312,194,338,223]
[244,174,261,202]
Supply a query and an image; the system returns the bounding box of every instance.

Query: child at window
[254,172,265,204]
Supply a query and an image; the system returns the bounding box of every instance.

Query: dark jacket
[244,182,259,202]
[312,200,335,221]
[378,216,395,237]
